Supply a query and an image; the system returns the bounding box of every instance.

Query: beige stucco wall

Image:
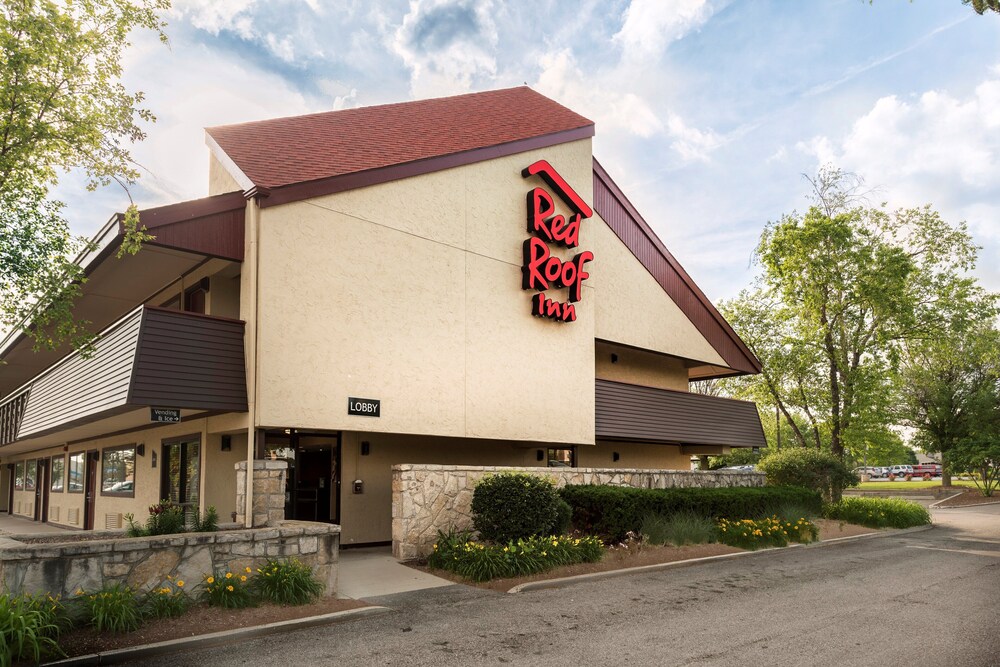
[594,341,689,391]
[254,139,597,444]
[578,440,694,470]
[209,154,243,196]
[590,218,726,367]
[5,419,247,530]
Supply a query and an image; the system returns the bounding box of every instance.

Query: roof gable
[207,87,594,207]
[592,159,761,376]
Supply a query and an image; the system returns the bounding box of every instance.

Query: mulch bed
[934,489,1000,507]
[55,597,368,659]
[409,520,880,593]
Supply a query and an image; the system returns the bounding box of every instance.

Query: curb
[928,492,967,509]
[931,498,1000,509]
[45,605,392,666]
[507,524,934,594]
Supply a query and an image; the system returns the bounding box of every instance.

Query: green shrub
[472,473,565,542]
[202,569,256,609]
[553,498,573,535]
[255,559,324,605]
[823,497,930,528]
[641,512,717,546]
[716,517,818,550]
[142,577,189,619]
[125,500,186,537]
[772,501,820,522]
[80,583,142,633]
[428,529,604,582]
[757,449,859,501]
[560,485,822,541]
[0,593,67,667]
[194,505,220,532]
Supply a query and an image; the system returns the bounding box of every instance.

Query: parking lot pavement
[143,505,1000,667]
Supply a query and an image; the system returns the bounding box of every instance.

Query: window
[50,455,65,493]
[162,436,200,508]
[101,445,136,497]
[24,460,35,490]
[547,447,575,468]
[14,461,24,490]
[68,452,85,493]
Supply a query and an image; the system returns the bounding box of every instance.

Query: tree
[0,0,166,351]
[963,0,1000,14]
[722,167,987,463]
[900,324,1000,486]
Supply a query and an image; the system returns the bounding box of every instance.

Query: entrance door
[162,436,201,520]
[6,464,13,515]
[83,450,98,530]
[36,459,50,523]
[291,440,339,523]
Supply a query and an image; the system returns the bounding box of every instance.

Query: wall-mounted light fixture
[613,451,620,462]
[361,441,371,456]
[62,444,69,452]
[151,452,157,468]
[136,443,146,457]
[221,435,232,452]
[536,449,545,462]
[611,353,619,363]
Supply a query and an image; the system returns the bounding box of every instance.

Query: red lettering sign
[521,161,595,323]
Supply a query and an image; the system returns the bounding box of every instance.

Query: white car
[888,465,914,478]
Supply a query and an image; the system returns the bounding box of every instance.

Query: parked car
[888,465,914,478]
[852,466,883,478]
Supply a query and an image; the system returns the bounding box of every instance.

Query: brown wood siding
[18,308,144,438]
[132,192,246,261]
[128,308,248,412]
[592,160,760,375]
[595,379,766,448]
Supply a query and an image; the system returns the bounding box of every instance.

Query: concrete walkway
[337,546,453,599]
[0,514,71,536]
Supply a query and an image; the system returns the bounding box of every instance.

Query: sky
[54,0,1000,304]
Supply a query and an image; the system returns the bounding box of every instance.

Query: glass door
[161,436,201,521]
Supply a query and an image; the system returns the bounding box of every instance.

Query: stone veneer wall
[392,464,766,560]
[0,521,339,597]
[235,460,288,527]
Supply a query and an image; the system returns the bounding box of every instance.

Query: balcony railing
[0,306,247,446]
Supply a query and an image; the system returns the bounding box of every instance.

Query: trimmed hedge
[559,485,823,541]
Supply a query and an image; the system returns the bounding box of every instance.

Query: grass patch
[641,512,717,546]
[823,497,930,529]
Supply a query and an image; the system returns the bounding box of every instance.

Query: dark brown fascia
[592,158,762,375]
[125,191,246,229]
[247,125,596,208]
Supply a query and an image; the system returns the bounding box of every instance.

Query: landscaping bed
[934,489,1000,507]
[411,518,879,592]
[55,597,368,658]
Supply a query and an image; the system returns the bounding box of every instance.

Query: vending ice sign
[521,160,594,323]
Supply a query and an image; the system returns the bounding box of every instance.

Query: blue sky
[55,0,1000,303]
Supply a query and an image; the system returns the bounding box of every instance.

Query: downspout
[243,197,262,527]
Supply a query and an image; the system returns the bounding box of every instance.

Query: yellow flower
[240,575,247,582]
[176,581,184,588]
[207,577,215,584]
[227,585,234,592]
[225,572,233,579]
[245,567,252,573]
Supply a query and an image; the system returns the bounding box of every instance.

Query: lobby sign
[348,397,381,417]
[520,160,594,323]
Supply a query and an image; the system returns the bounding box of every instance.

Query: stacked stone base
[392,464,766,560]
[235,460,288,527]
[0,521,339,597]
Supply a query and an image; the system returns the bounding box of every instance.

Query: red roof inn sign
[521,160,594,323]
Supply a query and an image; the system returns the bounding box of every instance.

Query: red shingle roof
[206,87,594,192]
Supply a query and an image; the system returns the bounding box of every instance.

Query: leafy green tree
[963,0,999,14]
[899,324,1000,485]
[0,0,166,351]
[722,167,986,463]
[950,440,1000,497]
[757,448,859,502]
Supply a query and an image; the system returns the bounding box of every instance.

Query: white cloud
[390,0,498,98]
[613,0,713,63]
[799,74,1000,192]
[665,112,722,162]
